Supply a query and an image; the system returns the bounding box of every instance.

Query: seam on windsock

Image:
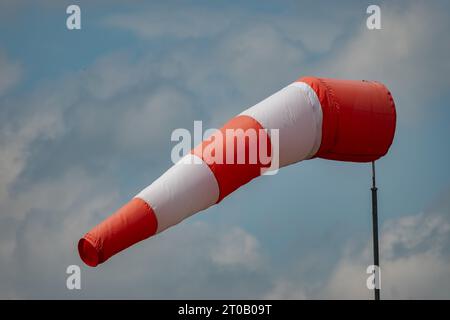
[189,153,221,205]
[318,77,340,151]
[83,232,104,262]
[133,196,159,234]
[289,81,323,159]
[137,153,220,234]
[84,232,100,250]
[300,76,340,158]
[220,115,269,202]
[193,115,271,203]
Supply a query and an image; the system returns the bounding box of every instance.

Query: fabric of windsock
[78,76,396,267]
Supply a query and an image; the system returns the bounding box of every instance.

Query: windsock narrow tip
[78,197,158,267]
[78,236,99,267]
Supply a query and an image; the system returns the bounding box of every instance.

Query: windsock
[78,76,396,267]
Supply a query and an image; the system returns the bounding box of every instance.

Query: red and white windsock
[78,76,396,267]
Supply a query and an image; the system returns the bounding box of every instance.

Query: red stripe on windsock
[299,77,396,162]
[192,115,271,202]
[78,197,158,267]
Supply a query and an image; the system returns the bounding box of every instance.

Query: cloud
[210,227,263,270]
[7,175,427,300]
[116,86,196,152]
[1,1,450,299]
[298,192,450,299]
[0,51,21,96]
[0,44,268,298]
[317,2,450,123]
[322,192,450,299]
[215,23,305,99]
[103,7,233,40]
[0,48,198,297]
[102,3,348,54]
[262,280,308,299]
[258,189,450,300]
[0,49,202,198]
[1,210,269,298]
[81,52,152,101]
[0,94,64,218]
[0,168,119,298]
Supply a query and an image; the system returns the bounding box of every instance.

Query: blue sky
[0,0,450,298]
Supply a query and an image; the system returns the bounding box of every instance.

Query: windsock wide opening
[299,77,397,162]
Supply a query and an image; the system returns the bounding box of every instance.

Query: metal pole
[371,161,380,300]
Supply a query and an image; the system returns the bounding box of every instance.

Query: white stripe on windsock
[240,82,323,167]
[135,154,220,233]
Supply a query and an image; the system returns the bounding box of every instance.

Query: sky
[0,0,449,299]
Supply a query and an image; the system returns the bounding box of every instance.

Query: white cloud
[0,168,119,298]
[210,227,262,270]
[1,1,450,299]
[318,2,450,123]
[258,191,450,300]
[0,49,196,296]
[104,2,450,127]
[0,105,63,218]
[1,210,268,298]
[323,209,450,299]
[81,52,153,101]
[103,7,233,39]
[262,280,308,299]
[215,23,305,99]
[102,4,346,54]
[0,50,198,216]
[117,86,196,152]
[0,47,268,298]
